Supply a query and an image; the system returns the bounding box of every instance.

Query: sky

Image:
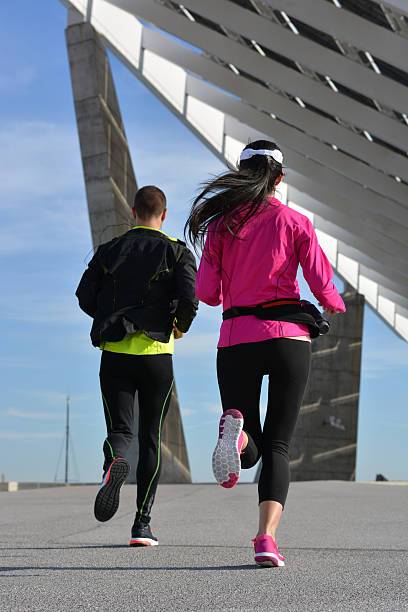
[0,1,407,485]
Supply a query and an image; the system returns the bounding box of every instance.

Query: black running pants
[99,351,174,523]
[217,338,311,507]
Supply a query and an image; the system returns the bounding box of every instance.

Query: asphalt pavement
[1,481,407,611]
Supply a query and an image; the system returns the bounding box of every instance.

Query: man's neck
[133,217,163,231]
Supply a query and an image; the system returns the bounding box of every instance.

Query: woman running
[185,140,345,567]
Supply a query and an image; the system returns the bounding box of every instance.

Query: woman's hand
[173,325,184,339]
[319,302,341,315]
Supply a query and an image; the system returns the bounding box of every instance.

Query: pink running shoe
[212,409,244,488]
[252,534,285,567]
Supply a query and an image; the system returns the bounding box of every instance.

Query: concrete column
[255,289,364,483]
[66,21,191,484]
[290,289,364,481]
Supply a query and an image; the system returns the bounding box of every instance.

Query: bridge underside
[61,0,407,483]
[61,0,408,342]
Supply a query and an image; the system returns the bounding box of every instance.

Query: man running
[76,185,198,546]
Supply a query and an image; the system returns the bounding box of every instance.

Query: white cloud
[181,407,197,416]
[0,121,83,204]
[0,356,46,369]
[0,66,37,92]
[2,408,63,420]
[174,332,218,357]
[0,432,63,440]
[185,418,218,431]
[203,403,222,414]
[362,346,408,379]
[377,420,408,429]
[126,121,225,216]
[15,390,95,406]
[0,121,90,256]
[30,390,72,405]
[195,303,223,323]
[0,294,84,325]
[200,402,267,416]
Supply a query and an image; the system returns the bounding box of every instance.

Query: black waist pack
[222,298,330,339]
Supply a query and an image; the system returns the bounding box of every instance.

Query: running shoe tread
[212,409,243,488]
[94,458,130,522]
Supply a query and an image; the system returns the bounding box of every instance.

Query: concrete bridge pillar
[66,17,191,484]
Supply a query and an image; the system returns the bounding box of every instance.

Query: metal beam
[108,0,408,151]
[142,27,408,179]
[83,0,408,271]
[59,0,408,342]
[286,189,408,301]
[187,76,408,216]
[225,115,407,275]
[262,0,408,72]
[382,0,408,16]
[84,0,408,276]
[181,0,408,115]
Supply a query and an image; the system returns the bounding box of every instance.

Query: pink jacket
[196,197,346,347]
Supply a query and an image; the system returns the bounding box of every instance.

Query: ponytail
[184,140,283,252]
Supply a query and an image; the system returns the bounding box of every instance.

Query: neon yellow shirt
[100,226,176,356]
[101,331,174,356]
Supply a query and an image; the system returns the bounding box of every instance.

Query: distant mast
[65,395,70,483]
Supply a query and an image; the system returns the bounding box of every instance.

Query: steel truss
[60,0,408,341]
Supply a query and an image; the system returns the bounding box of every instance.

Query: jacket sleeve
[173,246,199,333]
[75,250,104,318]
[296,218,346,312]
[195,226,223,306]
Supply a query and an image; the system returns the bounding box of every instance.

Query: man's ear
[275,173,283,187]
[161,208,167,222]
[131,207,137,219]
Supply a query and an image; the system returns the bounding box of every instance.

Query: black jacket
[76,227,198,347]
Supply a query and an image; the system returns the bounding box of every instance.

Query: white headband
[240,148,283,165]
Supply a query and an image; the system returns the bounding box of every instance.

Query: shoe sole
[255,553,285,567]
[129,537,158,547]
[212,410,243,488]
[94,458,130,522]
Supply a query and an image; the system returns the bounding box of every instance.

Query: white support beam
[285,199,408,339]
[224,117,407,276]
[96,0,408,282]
[117,22,408,264]
[142,27,408,179]
[59,0,408,342]
[383,0,408,16]
[322,240,408,301]
[286,197,408,306]
[187,76,408,215]
[107,0,408,151]
[262,0,408,72]
[181,0,408,115]
[84,0,408,275]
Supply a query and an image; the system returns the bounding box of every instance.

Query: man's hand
[173,325,184,339]
[319,302,341,315]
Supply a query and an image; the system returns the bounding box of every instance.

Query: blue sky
[0,1,407,484]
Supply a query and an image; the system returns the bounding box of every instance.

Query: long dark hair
[184,140,283,252]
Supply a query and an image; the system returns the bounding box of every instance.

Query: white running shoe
[212,409,244,488]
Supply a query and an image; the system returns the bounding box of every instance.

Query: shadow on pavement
[0,564,259,572]
[1,545,407,552]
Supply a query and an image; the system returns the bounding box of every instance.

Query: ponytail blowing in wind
[184,140,284,252]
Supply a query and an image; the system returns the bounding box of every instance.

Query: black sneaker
[94,457,130,522]
[129,522,158,547]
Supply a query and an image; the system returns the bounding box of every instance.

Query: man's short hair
[133,185,166,219]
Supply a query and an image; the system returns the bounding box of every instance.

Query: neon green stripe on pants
[138,378,174,519]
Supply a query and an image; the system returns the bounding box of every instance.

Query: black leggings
[217,338,311,507]
[99,351,174,523]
